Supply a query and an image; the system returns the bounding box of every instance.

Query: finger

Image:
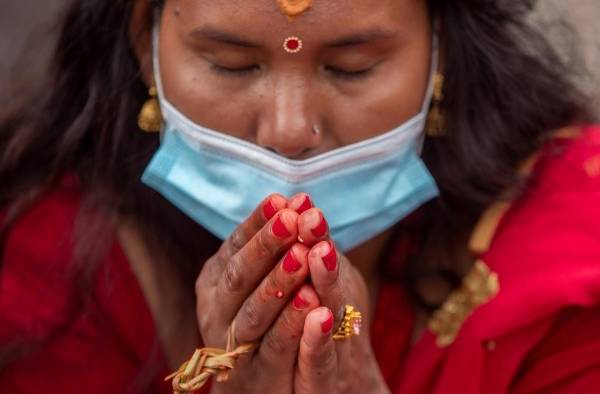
[307,241,346,324]
[288,193,314,214]
[202,194,288,287]
[234,243,310,344]
[297,208,329,247]
[295,307,337,394]
[256,284,321,372]
[214,209,299,324]
[220,194,288,263]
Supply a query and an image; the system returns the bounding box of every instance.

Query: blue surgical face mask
[142,26,440,252]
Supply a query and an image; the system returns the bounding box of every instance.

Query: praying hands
[175,194,389,394]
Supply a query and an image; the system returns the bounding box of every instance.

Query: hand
[291,203,391,394]
[194,194,322,393]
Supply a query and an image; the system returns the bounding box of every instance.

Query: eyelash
[210,64,261,76]
[324,65,375,81]
[209,63,375,81]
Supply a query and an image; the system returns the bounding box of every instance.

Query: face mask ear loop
[415,21,441,155]
[152,10,166,139]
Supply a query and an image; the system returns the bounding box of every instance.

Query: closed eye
[210,63,261,76]
[324,65,376,81]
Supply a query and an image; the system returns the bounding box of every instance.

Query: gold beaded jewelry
[332,305,362,340]
[138,86,162,133]
[425,73,447,137]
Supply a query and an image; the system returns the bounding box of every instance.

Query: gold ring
[332,305,362,340]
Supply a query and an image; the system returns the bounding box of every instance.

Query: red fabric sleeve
[510,307,600,394]
[0,181,81,345]
[0,181,172,394]
[371,282,415,389]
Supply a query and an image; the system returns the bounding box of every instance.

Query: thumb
[295,307,338,394]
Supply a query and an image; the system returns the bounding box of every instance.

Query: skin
[131,0,432,392]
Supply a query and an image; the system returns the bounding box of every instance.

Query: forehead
[167,0,428,40]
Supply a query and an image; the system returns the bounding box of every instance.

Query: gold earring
[138,86,162,133]
[426,73,447,137]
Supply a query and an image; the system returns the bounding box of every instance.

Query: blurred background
[1,0,599,113]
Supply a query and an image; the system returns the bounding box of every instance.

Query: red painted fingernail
[263,199,277,220]
[283,249,301,273]
[295,196,312,214]
[322,241,337,271]
[310,213,328,238]
[321,311,334,334]
[272,215,291,239]
[293,292,309,310]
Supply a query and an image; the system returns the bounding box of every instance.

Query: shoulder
[2,175,82,267]
[0,175,84,340]
[474,125,600,336]
[0,177,169,391]
[490,124,600,260]
[488,124,600,265]
[530,124,600,193]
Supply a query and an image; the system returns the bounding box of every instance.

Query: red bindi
[283,36,303,53]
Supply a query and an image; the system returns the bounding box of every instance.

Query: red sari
[373,125,600,393]
[1,126,600,393]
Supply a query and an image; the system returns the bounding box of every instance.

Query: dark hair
[0,0,220,384]
[0,0,592,384]
[403,0,593,308]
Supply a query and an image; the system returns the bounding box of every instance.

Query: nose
[256,75,322,159]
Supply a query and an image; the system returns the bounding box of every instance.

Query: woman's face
[154,0,432,159]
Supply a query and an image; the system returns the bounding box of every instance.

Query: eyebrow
[191,27,261,48]
[190,27,398,48]
[325,29,399,47]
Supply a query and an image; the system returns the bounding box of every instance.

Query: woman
[1,0,598,393]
